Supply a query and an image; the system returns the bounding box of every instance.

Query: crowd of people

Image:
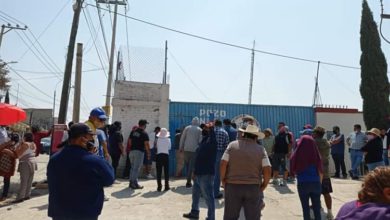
[1,107,390,219]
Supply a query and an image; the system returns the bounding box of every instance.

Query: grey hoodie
[179,117,202,152]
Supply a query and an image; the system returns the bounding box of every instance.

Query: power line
[169,50,210,100]
[86,3,362,71]
[0,10,27,26]
[82,8,108,79]
[13,67,105,74]
[13,1,70,61]
[10,67,55,100]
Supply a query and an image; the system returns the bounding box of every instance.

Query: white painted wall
[111,80,170,177]
[315,111,366,175]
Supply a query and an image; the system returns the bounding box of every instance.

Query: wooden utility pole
[73,43,83,123]
[58,0,82,124]
[312,61,322,107]
[248,41,255,104]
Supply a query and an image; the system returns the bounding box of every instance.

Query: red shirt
[33,131,51,156]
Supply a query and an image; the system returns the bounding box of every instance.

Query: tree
[360,0,390,130]
[0,60,10,91]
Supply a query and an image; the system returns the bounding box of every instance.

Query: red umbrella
[0,103,26,126]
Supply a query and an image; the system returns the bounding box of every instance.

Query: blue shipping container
[167,101,315,176]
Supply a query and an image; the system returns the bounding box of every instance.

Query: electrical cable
[82,8,108,79]
[86,3,362,71]
[9,67,56,100]
[15,31,61,79]
[168,50,209,100]
[95,0,111,60]
[13,67,104,74]
[124,4,132,80]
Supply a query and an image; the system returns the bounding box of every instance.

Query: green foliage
[0,60,10,91]
[360,0,390,129]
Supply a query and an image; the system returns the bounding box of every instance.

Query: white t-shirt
[156,138,171,155]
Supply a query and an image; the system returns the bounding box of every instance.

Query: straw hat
[238,124,265,139]
[367,128,380,137]
[263,128,273,136]
[157,128,170,138]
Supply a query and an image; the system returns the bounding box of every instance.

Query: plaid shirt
[214,126,229,152]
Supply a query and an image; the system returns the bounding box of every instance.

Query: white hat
[239,124,265,139]
[157,128,170,138]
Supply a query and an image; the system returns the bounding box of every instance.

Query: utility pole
[248,41,255,104]
[312,61,322,107]
[163,40,168,84]
[73,43,83,123]
[0,24,27,52]
[98,0,126,118]
[58,0,82,124]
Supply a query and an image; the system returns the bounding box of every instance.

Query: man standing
[223,119,237,143]
[213,119,229,199]
[272,126,292,186]
[313,126,334,220]
[179,117,202,188]
[108,121,125,179]
[174,129,184,177]
[183,123,217,220]
[85,107,107,155]
[47,123,114,220]
[329,126,347,178]
[220,125,271,220]
[128,119,150,189]
[346,124,367,180]
[31,125,51,156]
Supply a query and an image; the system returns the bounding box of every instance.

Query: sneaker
[186,182,192,188]
[348,170,354,178]
[183,212,199,219]
[215,193,223,199]
[146,174,154,179]
[279,180,287,186]
[157,185,162,192]
[164,186,170,191]
[135,184,144,189]
[327,212,334,220]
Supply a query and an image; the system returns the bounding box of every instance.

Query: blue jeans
[191,175,215,220]
[383,150,389,166]
[350,149,363,177]
[367,161,385,171]
[297,181,322,220]
[129,150,145,184]
[214,150,224,196]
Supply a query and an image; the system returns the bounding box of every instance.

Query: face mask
[367,134,375,140]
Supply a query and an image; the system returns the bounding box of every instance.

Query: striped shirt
[214,126,229,152]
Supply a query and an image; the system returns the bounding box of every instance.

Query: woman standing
[361,128,384,171]
[155,128,171,191]
[290,135,323,220]
[14,133,37,203]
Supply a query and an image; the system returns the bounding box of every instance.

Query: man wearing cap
[220,125,272,220]
[47,123,115,220]
[85,107,107,155]
[183,122,217,220]
[361,128,384,171]
[128,119,150,189]
[179,117,202,188]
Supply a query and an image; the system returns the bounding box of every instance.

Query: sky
[1,0,390,122]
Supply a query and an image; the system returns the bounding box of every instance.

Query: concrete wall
[315,109,366,175]
[111,80,169,177]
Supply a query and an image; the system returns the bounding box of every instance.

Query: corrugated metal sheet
[167,101,315,175]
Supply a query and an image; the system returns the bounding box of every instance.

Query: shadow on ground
[111,187,140,199]
[30,203,48,211]
[271,184,294,194]
[170,186,192,195]
[142,190,168,198]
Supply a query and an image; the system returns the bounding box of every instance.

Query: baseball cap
[90,107,107,120]
[138,119,148,126]
[69,123,96,139]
